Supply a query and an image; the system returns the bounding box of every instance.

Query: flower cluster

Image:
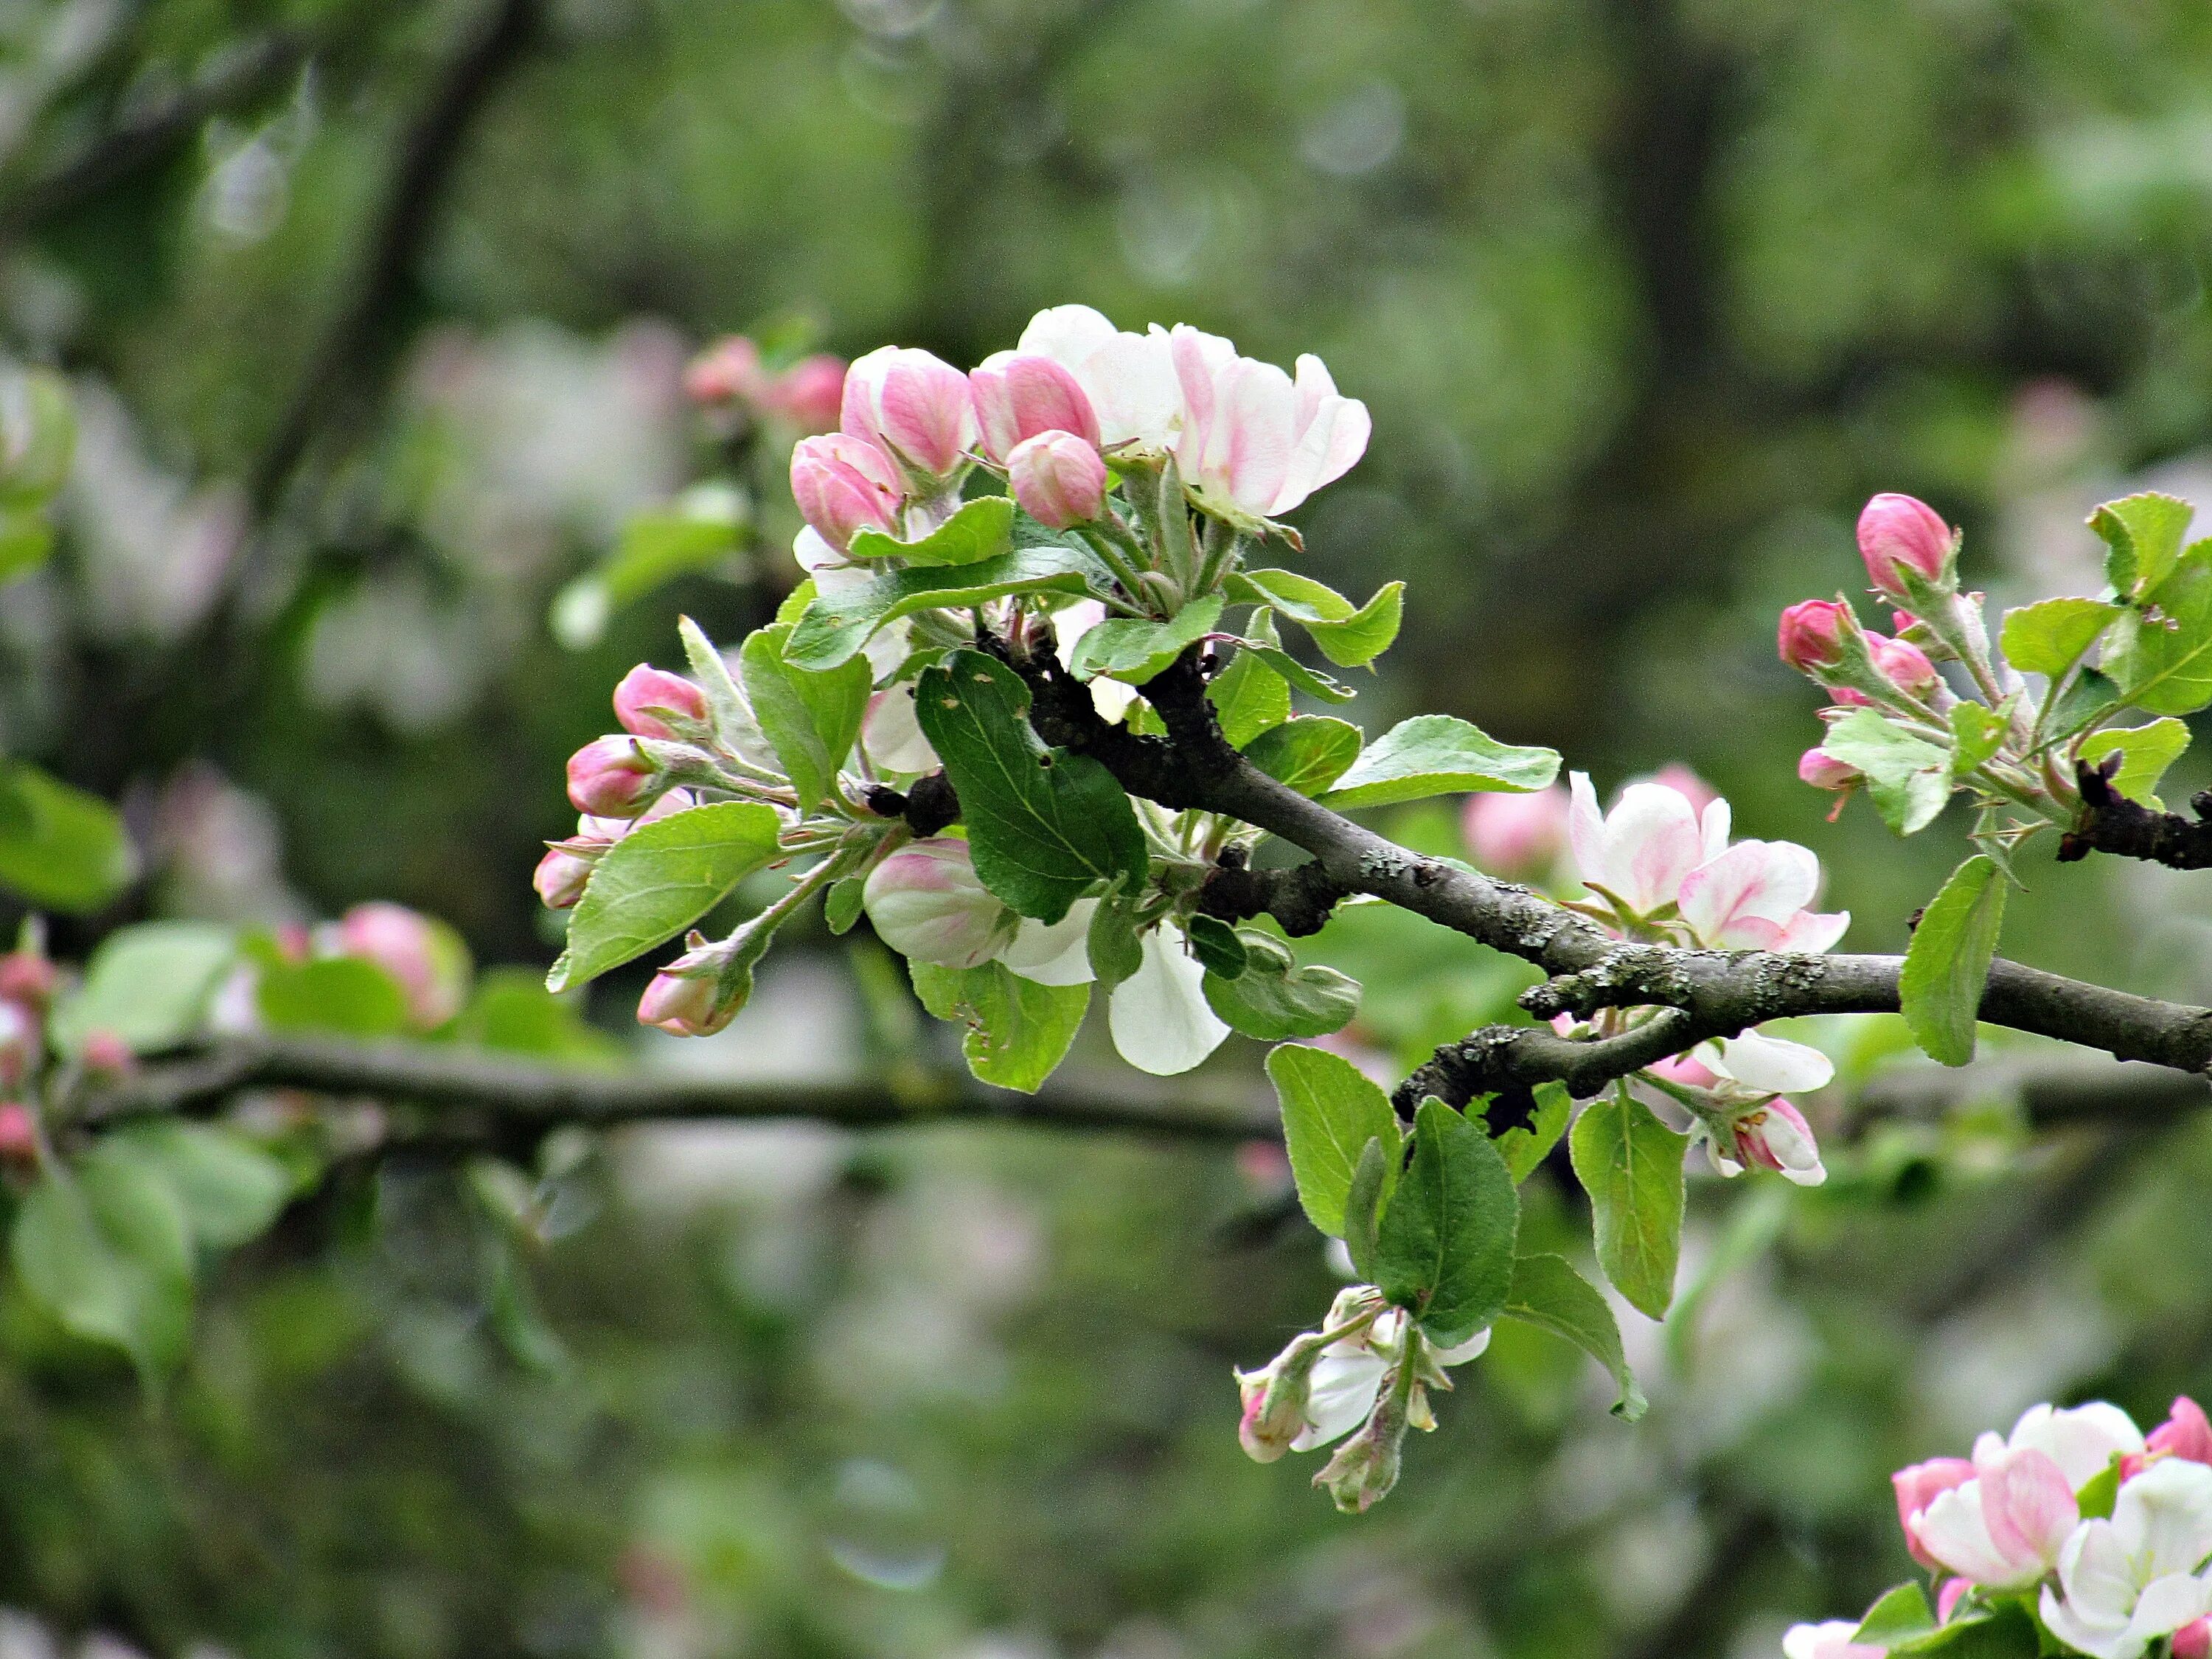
[1561,770,1846,1184]
[681,334,845,433]
[1790,1398,2212,1659]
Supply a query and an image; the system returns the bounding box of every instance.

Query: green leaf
[914,650,1147,924]
[847,495,1015,567]
[0,509,53,584]
[547,802,785,991]
[824,875,866,936]
[740,621,871,811]
[2000,597,2120,679]
[1241,717,1363,796]
[1204,930,1360,1039]
[0,368,74,509]
[1208,616,1293,746]
[1503,1252,1646,1420]
[2079,717,2191,807]
[2045,664,2123,742]
[1885,1602,2040,1658]
[909,960,1089,1093]
[1948,700,2008,781]
[549,492,745,648]
[51,921,237,1055]
[1820,706,1953,834]
[257,956,411,1037]
[1852,1584,1937,1646]
[1343,1136,1391,1282]
[2075,1459,2121,1522]
[1568,1088,1686,1319]
[1375,1099,1519,1347]
[785,546,1107,669]
[13,1153,194,1380]
[1489,1080,1571,1185]
[1184,914,1248,978]
[1235,641,1358,703]
[678,615,762,757]
[0,763,139,912]
[1085,883,1145,992]
[452,968,619,1060]
[2090,492,2194,597]
[107,1121,293,1251]
[1066,596,1224,686]
[1317,715,1561,810]
[2105,542,2212,715]
[1900,854,2006,1067]
[1265,1043,1402,1239]
[1228,568,1404,667]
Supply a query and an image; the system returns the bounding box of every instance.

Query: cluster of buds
[682,335,844,434]
[1792,1397,2212,1659]
[1233,1286,1493,1513]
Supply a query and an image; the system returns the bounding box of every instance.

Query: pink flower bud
[682,336,766,406]
[1461,785,1570,876]
[2151,1397,2212,1466]
[1798,747,1860,790]
[1893,1457,1976,1571]
[0,952,57,1009]
[2177,1618,2212,1659]
[969,351,1101,464]
[1858,493,1954,597]
[613,664,709,740]
[840,346,979,480]
[1644,763,1719,814]
[337,902,467,1028]
[566,735,655,818]
[0,1000,32,1090]
[636,970,729,1037]
[1649,1049,1720,1089]
[1871,633,1938,696]
[1008,431,1107,529]
[1778,599,1851,672]
[534,848,594,909]
[861,838,1017,968]
[790,433,902,552]
[0,1100,33,1164]
[1725,1098,1826,1185]
[80,1029,133,1077]
[762,353,846,432]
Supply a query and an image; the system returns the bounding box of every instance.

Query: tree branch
[2058,757,2212,870]
[78,1034,1276,1147]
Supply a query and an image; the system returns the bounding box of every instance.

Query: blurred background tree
[7,0,2212,1655]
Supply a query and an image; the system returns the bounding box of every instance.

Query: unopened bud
[841,346,979,481]
[1778,599,1852,673]
[1315,1367,1413,1514]
[1857,493,1955,598]
[970,352,1101,465]
[0,951,57,1009]
[1234,1332,1329,1464]
[1009,431,1108,530]
[0,1101,34,1164]
[338,902,467,1029]
[1870,633,1938,697]
[566,735,656,818]
[683,336,766,406]
[2175,1618,2211,1659]
[1798,747,1859,791]
[862,838,1018,968]
[762,353,846,432]
[80,1029,133,1077]
[613,664,709,741]
[790,433,903,552]
[534,847,594,909]
[636,969,731,1037]
[1462,785,1569,876]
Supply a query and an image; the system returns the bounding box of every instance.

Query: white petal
[1708,1031,1834,1095]
[1000,900,1099,986]
[1108,925,1231,1076]
[2011,1402,2146,1490]
[1290,1349,1388,1452]
[1433,1327,1492,1366]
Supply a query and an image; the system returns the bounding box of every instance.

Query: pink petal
[1982,1447,2079,1573]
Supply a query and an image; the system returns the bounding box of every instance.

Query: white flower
[2040,1459,2212,1659]
[1107,923,1231,1076]
[1292,1308,1490,1453]
[1781,1621,1883,1659]
[998,899,1098,987]
[1017,305,1183,453]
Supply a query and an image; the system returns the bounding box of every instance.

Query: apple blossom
[1778,599,1852,672]
[566,734,655,817]
[2039,1458,2212,1659]
[1107,923,1231,1076]
[860,684,939,776]
[1462,785,1570,876]
[968,350,1099,463]
[840,345,978,481]
[1008,430,1107,529]
[997,899,1098,987]
[1166,324,1370,520]
[613,664,707,740]
[1016,304,1183,451]
[2178,1619,2212,1659]
[862,839,1018,970]
[1713,1098,1828,1184]
[336,901,467,1028]
[1893,1457,1977,1571]
[1800,746,1860,790]
[636,968,728,1037]
[1782,1623,1885,1659]
[1677,838,1851,953]
[533,847,592,910]
[790,432,902,552]
[762,352,845,431]
[1567,771,1730,918]
[78,1029,133,1077]
[1910,1445,2080,1590]
[1858,492,1955,598]
[1979,1401,2146,1489]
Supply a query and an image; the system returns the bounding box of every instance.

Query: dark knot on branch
[2058,756,2212,870]
[1194,849,1348,936]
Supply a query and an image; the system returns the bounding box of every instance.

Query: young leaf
[846,495,1014,567]
[824,875,866,936]
[678,614,763,757]
[50,921,237,1055]
[2090,491,2194,597]
[1502,1252,1646,1419]
[1206,930,1360,1039]
[1883,1601,2041,1657]
[2079,717,2191,807]
[1999,597,2119,679]
[1265,1043,1402,1239]
[1819,706,1952,834]
[785,546,1107,669]
[106,1121,293,1252]
[1947,700,2007,781]
[1232,641,1358,703]
[1899,853,2006,1067]
[13,1152,195,1381]
[739,621,871,811]
[1227,568,1403,667]
[1240,717,1363,797]
[909,960,1089,1093]
[1568,1088,1686,1320]
[1184,914,1248,978]
[2104,543,2212,715]
[257,956,412,1037]
[1208,615,1293,746]
[546,802,784,991]
[1374,1098,1519,1348]
[1317,715,1560,811]
[1851,1584,1937,1646]
[1342,1136,1391,1283]
[1489,1080,1571,1184]
[1066,596,1225,686]
[0,762,139,913]
[914,650,1147,924]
